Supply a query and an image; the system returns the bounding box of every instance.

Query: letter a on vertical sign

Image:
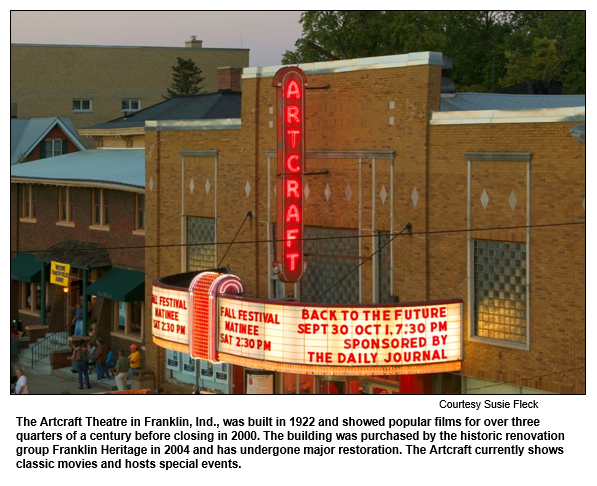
[274,67,307,283]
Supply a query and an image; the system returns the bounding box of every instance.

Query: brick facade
[144,55,585,393]
[11,181,146,362]
[11,43,249,148]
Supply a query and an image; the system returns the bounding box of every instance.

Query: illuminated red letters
[275,67,307,283]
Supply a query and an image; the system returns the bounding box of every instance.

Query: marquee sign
[275,66,307,283]
[151,284,191,353]
[152,272,462,375]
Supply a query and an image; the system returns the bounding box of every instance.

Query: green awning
[11,253,44,282]
[87,268,145,302]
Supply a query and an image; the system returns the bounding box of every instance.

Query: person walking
[14,368,28,394]
[114,350,130,391]
[72,340,91,390]
[94,337,109,382]
[72,302,84,336]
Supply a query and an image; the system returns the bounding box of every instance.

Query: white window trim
[73,99,92,113]
[122,99,141,112]
[45,138,62,157]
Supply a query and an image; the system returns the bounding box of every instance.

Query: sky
[10,11,305,67]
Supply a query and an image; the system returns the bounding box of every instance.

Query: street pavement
[10,365,119,395]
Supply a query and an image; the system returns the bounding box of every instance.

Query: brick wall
[143,60,584,393]
[428,122,585,393]
[144,62,444,386]
[11,44,250,148]
[11,182,146,359]
[218,67,242,92]
[12,184,144,270]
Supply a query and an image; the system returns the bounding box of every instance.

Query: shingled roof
[36,239,112,269]
[84,89,242,130]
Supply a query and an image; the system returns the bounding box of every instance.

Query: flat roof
[11,43,248,51]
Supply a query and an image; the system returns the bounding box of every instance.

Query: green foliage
[164,57,205,99]
[282,10,585,94]
[501,38,569,87]
[282,11,445,64]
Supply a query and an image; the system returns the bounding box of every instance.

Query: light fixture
[63,287,69,293]
[570,125,585,146]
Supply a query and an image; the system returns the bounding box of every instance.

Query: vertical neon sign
[274,67,307,283]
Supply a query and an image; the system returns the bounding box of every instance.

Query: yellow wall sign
[50,261,70,286]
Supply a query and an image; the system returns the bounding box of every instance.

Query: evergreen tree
[164,57,205,99]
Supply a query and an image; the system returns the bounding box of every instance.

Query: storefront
[152,270,463,394]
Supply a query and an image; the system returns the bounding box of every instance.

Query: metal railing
[30,323,72,368]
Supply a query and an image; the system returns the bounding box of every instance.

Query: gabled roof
[10,149,145,191]
[440,92,585,112]
[83,90,242,131]
[11,117,86,165]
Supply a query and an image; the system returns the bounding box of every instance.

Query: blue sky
[10,11,304,67]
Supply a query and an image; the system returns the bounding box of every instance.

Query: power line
[10,220,585,256]
[313,223,412,302]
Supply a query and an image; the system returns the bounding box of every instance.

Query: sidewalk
[10,365,122,395]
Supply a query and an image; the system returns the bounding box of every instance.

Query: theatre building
[145,52,585,394]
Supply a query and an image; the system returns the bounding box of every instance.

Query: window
[20,282,46,314]
[72,99,92,112]
[136,194,145,231]
[92,188,109,227]
[44,139,62,157]
[58,187,74,223]
[114,301,143,337]
[187,217,216,270]
[301,226,359,304]
[20,184,36,220]
[122,99,140,111]
[473,240,527,344]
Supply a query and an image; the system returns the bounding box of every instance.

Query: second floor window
[73,99,92,112]
[136,194,145,231]
[92,188,109,226]
[21,184,36,219]
[122,99,140,111]
[59,187,74,222]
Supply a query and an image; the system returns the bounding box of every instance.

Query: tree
[281,11,445,64]
[501,38,569,87]
[282,11,585,94]
[502,11,585,93]
[163,57,205,99]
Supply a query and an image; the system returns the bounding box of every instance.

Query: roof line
[430,106,585,125]
[14,118,86,163]
[11,43,249,51]
[243,52,443,78]
[10,176,144,193]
